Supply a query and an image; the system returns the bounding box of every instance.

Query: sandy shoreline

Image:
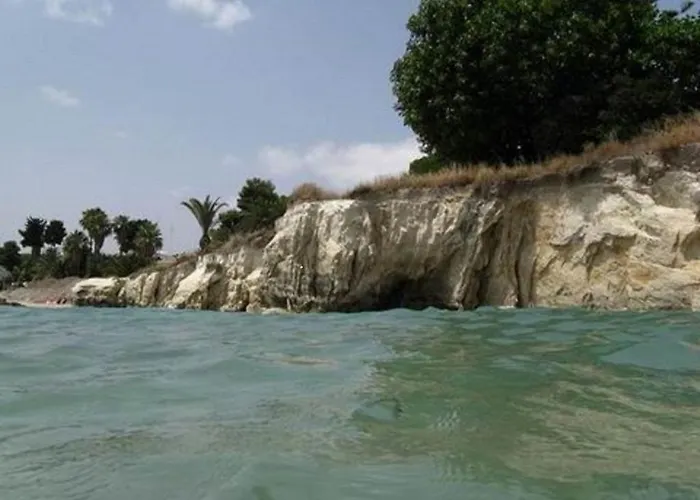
[0,277,81,309]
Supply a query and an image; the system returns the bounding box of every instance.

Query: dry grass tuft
[290,112,700,200]
[288,182,339,205]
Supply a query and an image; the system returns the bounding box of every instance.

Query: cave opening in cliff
[369,277,451,312]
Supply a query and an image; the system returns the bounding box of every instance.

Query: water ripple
[1,306,700,498]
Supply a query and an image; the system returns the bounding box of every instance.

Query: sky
[0,0,684,253]
[0,0,422,252]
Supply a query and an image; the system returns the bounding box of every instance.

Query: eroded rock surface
[71,144,700,312]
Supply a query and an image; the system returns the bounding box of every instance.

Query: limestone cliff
[72,144,700,312]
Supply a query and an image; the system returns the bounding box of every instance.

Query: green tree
[18,217,46,258]
[133,220,163,260]
[0,240,22,275]
[44,219,67,248]
[390,0,700,166]
[80,207,112,256]
[180,195,228,250]
[62,230,91,277]
[235,178,287,232]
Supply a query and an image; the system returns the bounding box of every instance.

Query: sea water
[1,306,700,499]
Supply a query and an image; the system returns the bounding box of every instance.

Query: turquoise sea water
[1,306,700,499]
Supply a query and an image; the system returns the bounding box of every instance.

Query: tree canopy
[391,0,700,166]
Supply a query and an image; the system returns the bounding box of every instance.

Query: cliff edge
[72,144,700,312]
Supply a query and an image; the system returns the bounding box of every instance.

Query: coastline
[5,137,700,314]
[0,277,80,309]
[67,142,700,314]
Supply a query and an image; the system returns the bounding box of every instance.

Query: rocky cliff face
[72,144,700,312]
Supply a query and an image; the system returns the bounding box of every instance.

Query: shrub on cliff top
[409,155,448,175]
[288,182,338,204]
[391,0,700,167]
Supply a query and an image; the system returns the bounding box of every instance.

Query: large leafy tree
[0,240,22,274]
[391,0,700,166]
[133,220,164,260]
[181,195,228,250]
[62,230,91,277]
[18,217,46,258]
[44,219,67,248]
[80,207,112,256]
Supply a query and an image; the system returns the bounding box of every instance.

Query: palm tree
[133,221,164,260]
[62,230,91,277]
[180,195,228,250]
[80,207,112,256]
[111,215,132,254]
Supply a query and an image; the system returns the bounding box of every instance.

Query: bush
[408,155,446,175]
[289,182,338,204]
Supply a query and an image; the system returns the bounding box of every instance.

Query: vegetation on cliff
[185,177,288,249]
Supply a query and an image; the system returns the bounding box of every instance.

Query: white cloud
[44,0,113,25]
[258,138,422,189]
[167,0,251,31]
[38,85,81,107]
[113,130,128,139]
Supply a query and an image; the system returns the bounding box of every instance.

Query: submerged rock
[70,143,700,312]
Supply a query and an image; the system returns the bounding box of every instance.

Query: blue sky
[0,0,421,252]
[0,0,683,253]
